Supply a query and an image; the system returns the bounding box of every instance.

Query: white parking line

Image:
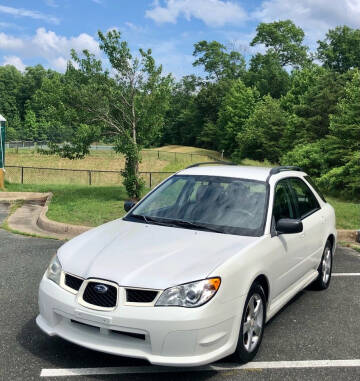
[40,359,360,377]
[332,273,360,276]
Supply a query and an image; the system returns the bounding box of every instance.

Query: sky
[0,0,359,77]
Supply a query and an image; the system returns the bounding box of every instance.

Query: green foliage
[318,153,360,200]
[217,80,259,155]
[317,26,360,72]
[329,69,360,153]
[280,140,328,177]
[251,20,309,67]
[234,96,289,163]
[193,40,246,80]
[246,53,290,98]
[44,124,100,159]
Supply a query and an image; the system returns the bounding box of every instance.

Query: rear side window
[304,175,326,202]
[288,178,320,219]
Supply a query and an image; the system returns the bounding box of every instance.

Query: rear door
[287,177,323,272]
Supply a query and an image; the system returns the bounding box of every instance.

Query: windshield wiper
[149,217,225,234]
[130,214,171,227]
[130,215,224,233]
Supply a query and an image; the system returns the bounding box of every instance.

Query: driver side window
[273,180,295,223]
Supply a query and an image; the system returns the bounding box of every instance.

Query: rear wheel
[234,283,266,363]
[313,240,333,290]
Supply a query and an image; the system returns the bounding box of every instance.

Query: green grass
[3,183,129,227]
[326,196,360,230]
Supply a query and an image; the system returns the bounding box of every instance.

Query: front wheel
[313,240,333,290]
[234,283,266,363]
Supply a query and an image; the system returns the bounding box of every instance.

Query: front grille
[82,281,117,308]
[65,273,83,291]
[126,288,158,303]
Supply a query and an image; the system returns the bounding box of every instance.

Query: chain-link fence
[4,165,174,188]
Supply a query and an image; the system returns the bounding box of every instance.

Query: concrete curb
[0,191,91,239]
[37,193,90,236]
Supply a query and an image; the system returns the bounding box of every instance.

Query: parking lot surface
[0,228,359,380]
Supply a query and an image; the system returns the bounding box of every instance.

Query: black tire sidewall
[235,283,266,363]
[318,241,333,289]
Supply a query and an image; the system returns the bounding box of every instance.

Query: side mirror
[276,218,303,234]
[124,200,136,213]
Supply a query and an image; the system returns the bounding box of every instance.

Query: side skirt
[266,270,318,322]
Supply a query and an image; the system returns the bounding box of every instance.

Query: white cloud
[0,28,100,72]
[253,0,360,47]
[146,0,248,27]
[2,55,26,71]
[0,33,24,49]
[0,4,59,24]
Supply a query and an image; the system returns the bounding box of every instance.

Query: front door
[271,179,307,297]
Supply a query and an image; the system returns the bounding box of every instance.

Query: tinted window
[273,179,295,223]
[288,178,320,218]
[304,175,326,202]
[126,175,268,236]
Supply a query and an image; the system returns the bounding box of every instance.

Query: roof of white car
[177,165,305,182]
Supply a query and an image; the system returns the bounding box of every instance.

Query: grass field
[5,147,214,187]
[4,183,128,227]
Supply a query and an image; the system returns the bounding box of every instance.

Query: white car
[37,164,336,366]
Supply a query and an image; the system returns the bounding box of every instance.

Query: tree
[0,65,22,135]
[193,40,246,81]
[317,26,360,73]
[328,69,360,159]
[234,96,289,163]
[23,107,38,140]
[217,80,259,155]
[251,20,309,67]
[66,30,171,198]
[283,68,349,146]
[245,52,290,98]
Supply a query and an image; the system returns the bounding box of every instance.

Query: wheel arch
[252,274,270,304]
[327,234,336,253]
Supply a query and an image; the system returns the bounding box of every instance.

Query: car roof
[177,165,306,182]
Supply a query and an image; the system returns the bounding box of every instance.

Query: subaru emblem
[93,284,108,294]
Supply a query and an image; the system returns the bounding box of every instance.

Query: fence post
[149,172,152,188]
[157,150,160,159]
[88,170,92,185]
[21,166,24,184]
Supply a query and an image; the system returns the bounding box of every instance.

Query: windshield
[125,175,268,236]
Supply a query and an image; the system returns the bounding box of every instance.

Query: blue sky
[0,0,359,77]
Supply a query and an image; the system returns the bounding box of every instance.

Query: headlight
[156,278,221,308]
[46,254,62,285]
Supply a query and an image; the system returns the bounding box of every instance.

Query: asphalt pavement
[0,227,359,381]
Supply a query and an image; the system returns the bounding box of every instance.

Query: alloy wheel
[243,293,264,352]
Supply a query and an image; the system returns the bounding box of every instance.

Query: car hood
[58,219,260,290]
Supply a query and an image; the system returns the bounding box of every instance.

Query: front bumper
[37,275,245,366]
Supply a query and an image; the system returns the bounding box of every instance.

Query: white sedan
[37,164,336,366]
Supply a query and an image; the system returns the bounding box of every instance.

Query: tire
[234,283,266,363]
[313,240,333,290]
